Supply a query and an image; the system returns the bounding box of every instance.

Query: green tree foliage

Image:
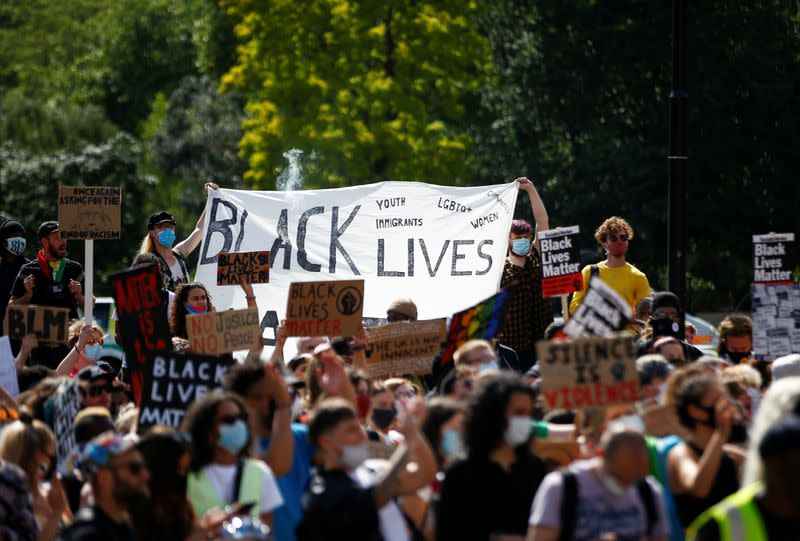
[0,134,156,289]
[475,0,800,310]
[153,75,247,192]
[220,0,492,188]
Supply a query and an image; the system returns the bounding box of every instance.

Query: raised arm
[175,182,218,257]
[515,177,548,252]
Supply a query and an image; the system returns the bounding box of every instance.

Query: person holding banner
[499,177,553,372]
[9,221,85,369]
[140,182,217,292]
[569,216,650,318]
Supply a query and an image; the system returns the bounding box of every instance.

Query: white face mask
[340,442,369,470]
[504,416,533,447]
[615,414,645,432]
[478,360,499,373]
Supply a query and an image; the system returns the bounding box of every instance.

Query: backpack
[557,469,657,541]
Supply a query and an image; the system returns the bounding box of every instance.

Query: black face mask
[371,407,397,430]
[726,351,751,364]
[651,318,682,340]
[728,423,749,444]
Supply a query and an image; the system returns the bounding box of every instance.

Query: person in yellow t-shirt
[570,216,650,316]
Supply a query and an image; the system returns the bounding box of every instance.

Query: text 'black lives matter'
[753,233,796,284]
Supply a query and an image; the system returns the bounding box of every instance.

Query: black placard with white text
[563,277,632,338]
[137,352,233,432]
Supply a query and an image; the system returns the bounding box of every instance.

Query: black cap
[147,211,176,230]
[652,291,682,313]
[0,220,25,238]
[77,365,114,383]
[37,221,60,239]
[759,415,800,460]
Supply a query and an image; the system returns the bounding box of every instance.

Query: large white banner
[195,181,518,343]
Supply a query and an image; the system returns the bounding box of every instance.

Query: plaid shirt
[0,459,37,541]
[499,250,553,353]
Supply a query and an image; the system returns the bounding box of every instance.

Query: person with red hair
[498,177,553,372]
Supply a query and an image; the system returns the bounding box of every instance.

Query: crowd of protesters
[0,178,798,541]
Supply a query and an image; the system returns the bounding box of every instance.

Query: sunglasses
[608,234,629,242]
[114,460,147,476]
[0,406,20,423]
[87,337,104,346]
[218,415,244,426]
[87,383,113,397]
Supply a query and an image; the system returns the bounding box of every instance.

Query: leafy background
[1,0,797,309]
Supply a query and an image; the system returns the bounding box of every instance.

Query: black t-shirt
[296,468,382,541]
[694,497,800,541]
[436,453,547,541]
[56,505,139,541]
[0,255,28,333]
[11,258,84,318]
[674,443,740,528]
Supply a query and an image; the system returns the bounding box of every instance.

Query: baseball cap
[77,431,136,477]
[147,211,176,230]
[387,298,418,321]
[759,415,800,460]
[77,365,115,383]
[0,220,25,238]
[37,221,60,238]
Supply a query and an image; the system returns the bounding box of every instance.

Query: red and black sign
[539,226,583,298]
[111,264,172,405]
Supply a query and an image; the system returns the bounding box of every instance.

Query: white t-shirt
[167,257,187,283]
[351,459,410,541]
[529,458,667,541]
[202,460,283,514]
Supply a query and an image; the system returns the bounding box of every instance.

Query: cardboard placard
[753,233,796,285]
[3,305,71,345]
[186,308,261,354]
[57,186,122,240]
[138,352,232,432]
[641,404,691,440]
[111,264,172,404]
[53,380,81,473]
[533,440,581,468]
[563,277,632,338]
[536,334,638,409]
[752,283,800,358]
[364,319,447,378]
[285,280,364,337]
[438,290,510,369]
[217,251,270,286]
[539,226,583,298]
[0,337,19,397]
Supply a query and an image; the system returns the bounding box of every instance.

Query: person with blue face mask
[184,393,284,528]
[140,182,218,292]
[498,177,553,373]
[54,321,109,377]
[0,220,29,332]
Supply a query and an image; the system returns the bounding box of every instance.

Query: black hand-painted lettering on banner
[200,198,248,265]
[377,238,493,278]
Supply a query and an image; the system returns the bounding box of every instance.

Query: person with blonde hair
[139,182,217,292]
[570,216,651,316]
[0,410,68,540]
[53,320,106,377]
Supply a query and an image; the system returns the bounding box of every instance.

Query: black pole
[668,0,688,306]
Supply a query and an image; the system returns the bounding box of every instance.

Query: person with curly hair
[182,392,283,527]
[169,280,257,341]
[436,372,546,540]
[570,216,651,316]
